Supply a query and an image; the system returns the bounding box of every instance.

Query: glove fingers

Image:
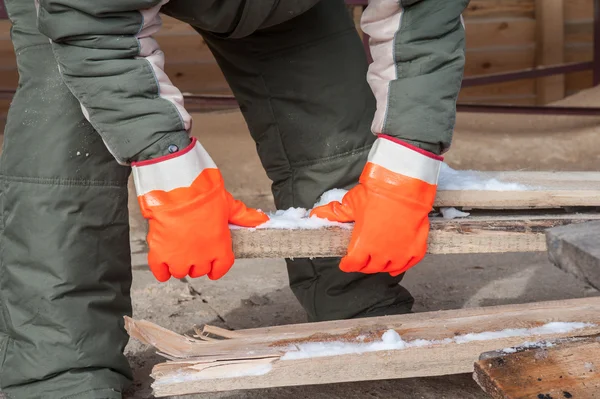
[310,200,355,223]
[189,263,211,279]
[148,251,171,282]
[227,193,269,227]
[360,255,391,274]
[208,251,235,280]
[339,249,370,273]
[169,263,191,279]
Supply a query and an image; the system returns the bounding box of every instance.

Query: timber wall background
[0,0,595,126]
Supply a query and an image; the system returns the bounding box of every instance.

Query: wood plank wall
[0,0,595,126]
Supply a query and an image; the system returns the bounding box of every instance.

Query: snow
[234,164,532,230]
[438,163,530,191]
[234,207,352,230]
[440,207,470,219]
[279,322,594,361]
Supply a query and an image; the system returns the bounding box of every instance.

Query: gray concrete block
[546,220,600,290]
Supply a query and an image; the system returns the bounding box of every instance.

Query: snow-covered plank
[474,334,600,399]
[546,220,600,290]
[124,297,600,397]
[231,213,600,259]
[435,170,600,209]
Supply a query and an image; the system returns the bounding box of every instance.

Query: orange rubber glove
[310,135,442,276]
[132,138,269,282]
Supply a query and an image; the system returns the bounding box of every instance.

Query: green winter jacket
[35,0,467,161]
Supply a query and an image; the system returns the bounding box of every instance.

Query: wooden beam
[474,334,600,398]
[535,0,566,104]
[546,220,600,290]
[124,297,600,397]
[231,213,600,259]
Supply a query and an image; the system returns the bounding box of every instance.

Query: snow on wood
[278,322,593,361]
[124,297,600,397]
[231,212,600,259]
[434,169,600,209]
[474,334,600,399]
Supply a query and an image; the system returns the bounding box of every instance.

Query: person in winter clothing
[0,0,467,397]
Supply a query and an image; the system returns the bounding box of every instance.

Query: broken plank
[473,334,600,399]
[546,220,600,290]
[231,213,600,259]
[124,297,600,397]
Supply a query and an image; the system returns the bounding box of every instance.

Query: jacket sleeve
[361,0,469,155]
[36,0,192,164]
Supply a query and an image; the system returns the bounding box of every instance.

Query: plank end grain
[474,335,600,399]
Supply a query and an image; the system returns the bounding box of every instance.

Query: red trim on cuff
[132,137,195,167]
[377,134,444,161]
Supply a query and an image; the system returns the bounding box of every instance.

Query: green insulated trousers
[1,0,413,397]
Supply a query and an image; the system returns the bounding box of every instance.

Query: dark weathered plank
[546,220,600,290]
[474,334,600,399]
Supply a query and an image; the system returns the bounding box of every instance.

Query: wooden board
[124,297,600,397]
[465,0,535,19]
[231,213,600,259]
[474,334,600,398]
[436,170,600,209]
[546,220,600,290]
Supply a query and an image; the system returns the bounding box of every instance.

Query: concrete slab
[546,220,600,290]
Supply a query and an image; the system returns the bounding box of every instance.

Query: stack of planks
[126,297,600,397]
[124,170,600,398]
[233,170,600,259]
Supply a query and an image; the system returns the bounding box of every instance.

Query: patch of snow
[502,340,556,354]
[280,322,594,361]
[235,207,352,231]
[438,163,530,191]
[440,207,470,219]
[233,166,534,230]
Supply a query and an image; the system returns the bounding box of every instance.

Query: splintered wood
[474,335,600,399]
[124,297,600,397]
[232,213,600,259]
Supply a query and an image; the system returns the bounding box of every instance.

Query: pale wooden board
[231,213,600,259]
[473,334,600,398]
[436,171,600,209]
[546,220,600,290]
[124,297,600,396]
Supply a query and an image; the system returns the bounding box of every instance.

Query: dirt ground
[123,88,600,398]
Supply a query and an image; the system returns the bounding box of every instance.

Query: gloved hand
[132,138,269,282]
[310,135,442,276]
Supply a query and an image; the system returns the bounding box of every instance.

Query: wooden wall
[0,0,596,125]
